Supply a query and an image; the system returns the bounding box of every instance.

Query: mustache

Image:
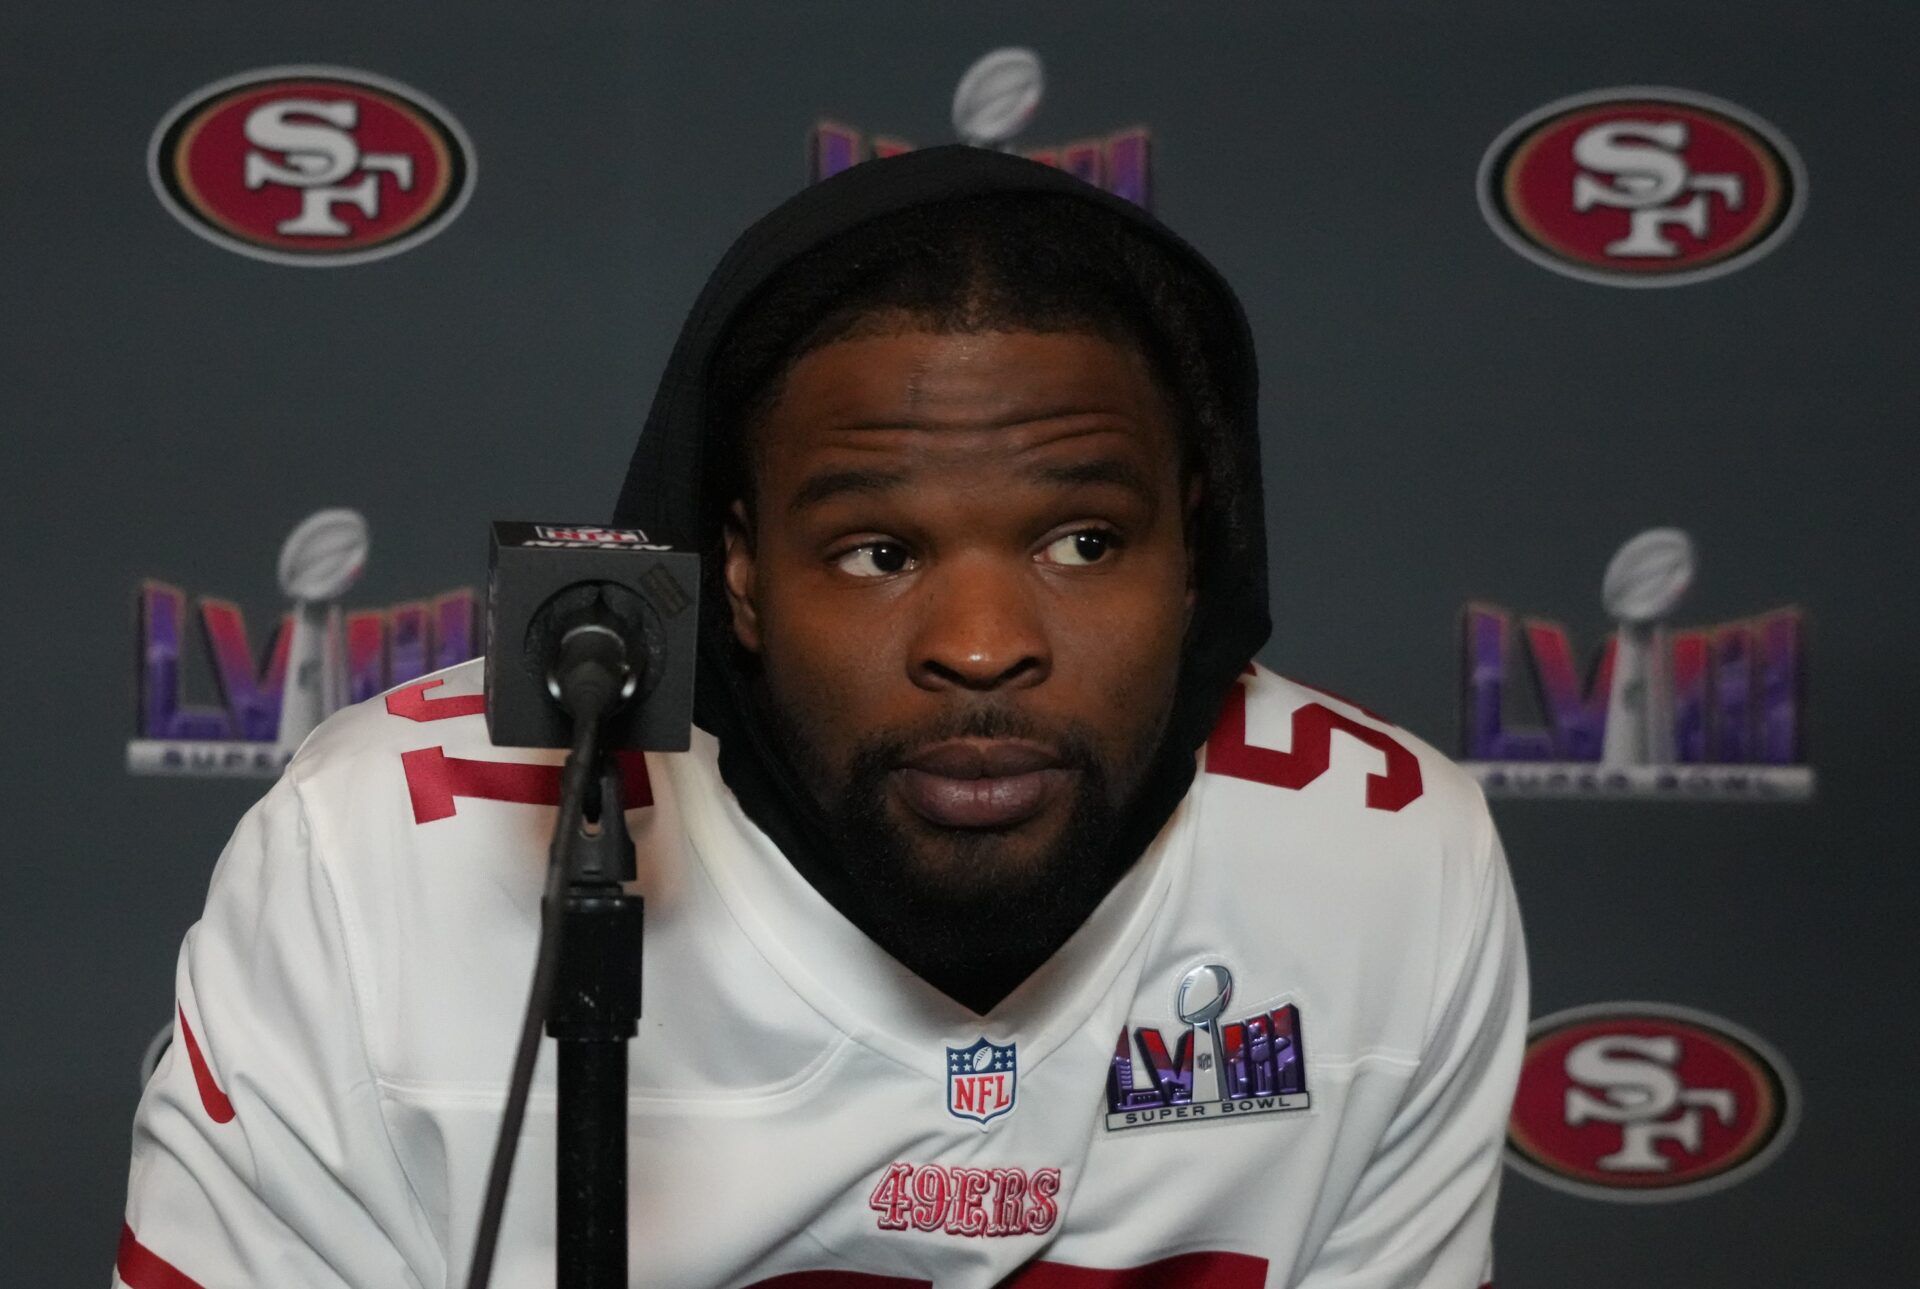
[846,706,1103,776]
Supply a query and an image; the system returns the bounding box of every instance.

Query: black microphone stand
[551,743,643,1288]
[467,624,644,1289]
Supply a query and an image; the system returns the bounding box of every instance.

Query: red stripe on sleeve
[175,1005,236,1125]
[117,1224,208,1289]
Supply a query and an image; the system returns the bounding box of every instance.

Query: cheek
[1048,565,1190,723]
[754,572,906,749]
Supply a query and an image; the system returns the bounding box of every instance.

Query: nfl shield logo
[946,1038,1018,1127]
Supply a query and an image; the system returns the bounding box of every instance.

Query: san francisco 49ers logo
[1479,87,1804,287]
[149,66,474,266]
[1507,1002,1798,1202]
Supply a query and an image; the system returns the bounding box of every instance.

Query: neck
[708,660,1197,1015]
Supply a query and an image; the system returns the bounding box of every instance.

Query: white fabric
[117,659,1525,1288]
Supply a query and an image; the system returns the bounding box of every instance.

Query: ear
[722,498,763,654]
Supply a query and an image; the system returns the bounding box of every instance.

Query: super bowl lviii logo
[1460,528,1810,800]
[150,66,474,266]
[1508,1003,1797,1202]
[1107,963,1309,1131]
[811,48,1150,209]
[1479,87,1803,286]
[131,509,481,776]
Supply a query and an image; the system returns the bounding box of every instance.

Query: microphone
[484,522,700,750]
[543,586,640,724]
[469,524,698,1289]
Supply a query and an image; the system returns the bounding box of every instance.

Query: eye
[1040,529,1118,567]
[833,541,916,578]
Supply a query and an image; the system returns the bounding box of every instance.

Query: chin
[889,807,1070,904]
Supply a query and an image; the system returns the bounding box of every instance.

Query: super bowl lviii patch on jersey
[1107,963,1311,1131]
[947,1038,1018,1127]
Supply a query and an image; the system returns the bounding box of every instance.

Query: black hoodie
[610,144,1270,1001]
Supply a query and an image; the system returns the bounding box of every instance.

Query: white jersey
[116,659,1525,1289]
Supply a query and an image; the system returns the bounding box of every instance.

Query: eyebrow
[1024,458,1155,499]
[788,468,910,515]
[787,456,1157,516]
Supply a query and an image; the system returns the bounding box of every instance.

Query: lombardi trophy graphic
[1176,963,1234,1107]
[1600,528,1695,767]
[951,48,1044,150]
[275,509,369,756]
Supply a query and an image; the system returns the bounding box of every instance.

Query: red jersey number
[1207,676,1423,811]
[387,681,655,824]
[399,747,653,824]
[386,677,486,722]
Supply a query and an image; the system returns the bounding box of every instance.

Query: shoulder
[289,656,497,773]
[1187,664,1499,956]
[282,657,538,825]
[277,654,585,887]
[1172,665,1506,1058]
[266,659,585,1076]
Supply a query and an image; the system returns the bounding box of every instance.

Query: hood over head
[612,144,1269,968]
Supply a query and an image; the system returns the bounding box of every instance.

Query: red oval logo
[149,66,473,266]
[1479,88,1803,287]
[1507,1002,1797,1201]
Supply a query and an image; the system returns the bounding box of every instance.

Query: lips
[895,739,1070,830]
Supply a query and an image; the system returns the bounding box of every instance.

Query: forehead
[751,327,1180,479]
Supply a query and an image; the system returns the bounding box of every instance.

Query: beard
[759,691,1169,1011]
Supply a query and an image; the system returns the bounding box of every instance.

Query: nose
[909,554,1051,693]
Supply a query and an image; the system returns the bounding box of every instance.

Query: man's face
[722,319,1195,941]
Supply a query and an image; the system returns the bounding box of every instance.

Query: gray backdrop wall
[5,2,1915,1283]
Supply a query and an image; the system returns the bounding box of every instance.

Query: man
[117,146,1525,1288]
